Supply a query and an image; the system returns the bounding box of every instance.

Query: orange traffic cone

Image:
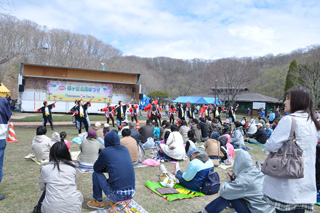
[7,122,18,143]
[136,120,140,130]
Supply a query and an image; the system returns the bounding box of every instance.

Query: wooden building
[18,63,140,112]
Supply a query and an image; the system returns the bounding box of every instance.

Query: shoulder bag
[261,116,304,179]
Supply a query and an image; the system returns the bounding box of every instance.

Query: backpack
[201,168,220,195]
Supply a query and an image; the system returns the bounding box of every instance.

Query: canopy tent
[0,83,10,98]
[203,97,222,105]
[173,96,208,104]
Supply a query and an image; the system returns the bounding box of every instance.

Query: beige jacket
[39,162,83,213]
[32,135,53,161]
[120,136,139,163]
[204,138,224,158]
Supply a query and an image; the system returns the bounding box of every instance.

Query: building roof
[234,93,281,103]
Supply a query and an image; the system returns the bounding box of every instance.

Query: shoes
[87,199,105,209]
[33,205,41,213]
[0,194,5,201]
[173,162,180,175]
[24,153,35,159]
[40,159,49,165]
[160,164,168,173]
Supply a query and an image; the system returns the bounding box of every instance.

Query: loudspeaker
[132,87,136,93]
[22,79,26,85]
[19,84,24,92]
[139,94,143,100]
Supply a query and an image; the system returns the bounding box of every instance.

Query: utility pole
[215,79,218,105]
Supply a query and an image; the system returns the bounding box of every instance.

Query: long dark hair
[60,131,67,142]
[285,85,320,131]
[49,142,75,172]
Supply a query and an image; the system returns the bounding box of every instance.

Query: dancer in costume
[37,101,57,130]
[98,103,115,127]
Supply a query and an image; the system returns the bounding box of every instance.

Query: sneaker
[160,164,168,173]
[0,194,4,201]
[87,199,105,209]
[173,162,180,175]
[24,153,35,159]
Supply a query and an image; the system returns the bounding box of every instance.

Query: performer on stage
[129,104,138,123]
[37,101,57,130]
[99,103,115,127]
[199,104,207,119]
[144,99,159,125]
[168,105,177,124]
[72,98,92,134]
[69,99,78,129]
[114,98,133,127]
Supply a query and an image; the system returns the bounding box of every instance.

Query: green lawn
[1,125,316,213]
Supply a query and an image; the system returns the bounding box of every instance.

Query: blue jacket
[94,131,135,191]
[0,97,12,140]
[268,112,275,122]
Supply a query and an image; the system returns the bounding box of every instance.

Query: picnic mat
[218,163,233,170]
[145,180,205,201]
[245,142,265,147]
[90,199,148,213]
[71,151,80,161]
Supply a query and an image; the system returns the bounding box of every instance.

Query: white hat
[104,123,110,128]
[256,123,263,127]
[123,119,129,123]
[95,122,101,128]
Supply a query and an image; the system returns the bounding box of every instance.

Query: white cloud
[5,0,320,59]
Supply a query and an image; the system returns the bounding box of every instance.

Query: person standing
[73,99,92,134]
[144,99,158,126]
[99,103,115,127]
[114,99,133,127]
[177,103,186,121]
[0,96,11,201]
[268,109,275,124]
[263,86,320,213]
[165,103,169,116]
[169,105,177,124]
[129,104,138,123]
[37,101,57,130]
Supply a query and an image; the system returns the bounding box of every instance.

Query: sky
[3,0,320,60]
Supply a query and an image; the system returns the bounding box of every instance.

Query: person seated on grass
[78,129,104,171]
[34,142,83,213]
[94,122,104,145]
[205,133,224,164]
[211,118,222,134]
[139,119,154,143]
[179,120,190,143]
[230,121,245,149]
[162,121,171,139]
[103,123,110,136]
[196,150,274,213]
[120,129,139,165]
[51,132,60,144]
[199,117,208,142]
[265,123,273,139]
[129,122,140,144]
[185,130,197,153]
[31,126,53,164]
[118,119,129,137]
[159,124,186,161]
[87,131,135,209]
[246,117,257,136]
[258,116,266,128]
[173,148,213,191]
[220,119,231,135]
[60,131,70,150]
[152,122,160,141]
[190,119,202,143]
[246,123,268,145]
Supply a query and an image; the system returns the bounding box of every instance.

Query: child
[185,130,197,153]
[152,122,160,140]
[60,131,70,150]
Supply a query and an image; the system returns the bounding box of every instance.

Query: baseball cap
[187,148,200,158]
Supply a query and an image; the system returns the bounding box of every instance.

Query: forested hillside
[1,13,319,100]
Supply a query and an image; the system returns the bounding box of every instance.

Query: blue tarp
[173,96,222,105]
[203,97,222,105]
[173,96,208,104]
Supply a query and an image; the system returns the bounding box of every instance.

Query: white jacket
[160,131,186,160]
[39,162,83,213]
[263,112,319,204]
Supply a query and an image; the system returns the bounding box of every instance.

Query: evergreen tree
[284,59,299,93]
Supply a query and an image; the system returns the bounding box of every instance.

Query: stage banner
[46,80,113,103]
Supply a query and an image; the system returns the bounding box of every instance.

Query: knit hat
[88,129,97,137]
[104,123,110,128]
[210,132,220,140]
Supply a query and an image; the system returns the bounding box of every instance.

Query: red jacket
[144,100,158,118]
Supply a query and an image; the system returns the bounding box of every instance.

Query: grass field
[1,124,318,213]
